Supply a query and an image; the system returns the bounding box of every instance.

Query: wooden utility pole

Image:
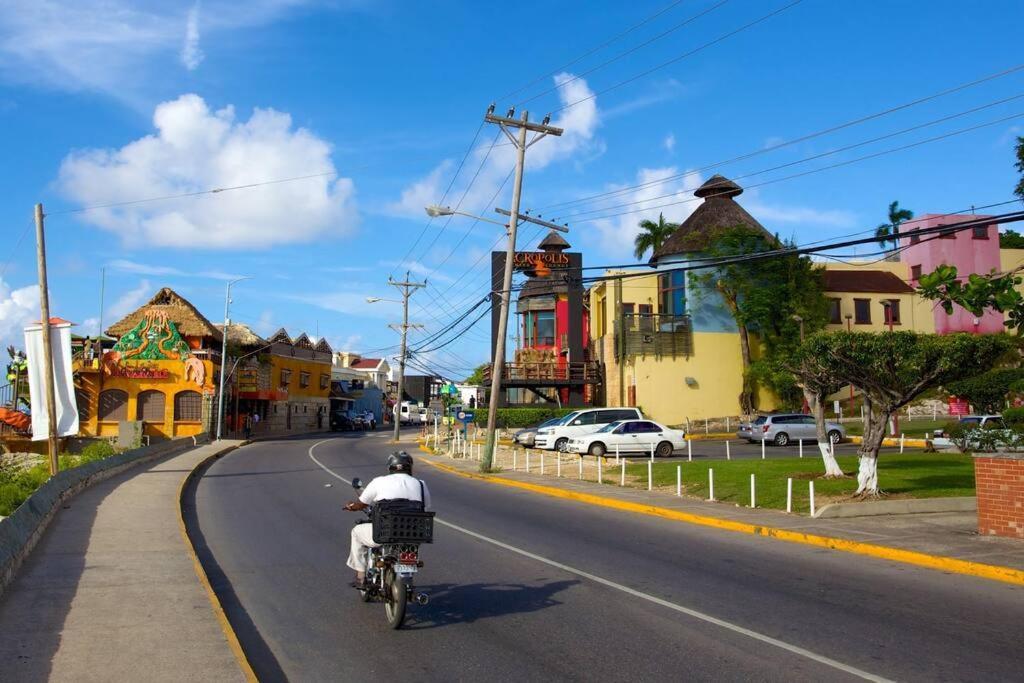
[35,203,59,476]
[389,274,426,442]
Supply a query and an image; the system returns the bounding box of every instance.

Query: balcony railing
[615,313,692,358]
[484,360,602,384]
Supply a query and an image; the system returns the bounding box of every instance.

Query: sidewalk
[416,446,1024,579]
[0,441,247,683]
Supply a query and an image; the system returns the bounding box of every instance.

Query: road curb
[849,435,929,448]
[177,442,258,683]
[418,448,1024,587]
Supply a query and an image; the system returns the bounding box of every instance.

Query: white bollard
[799,439,803,458]
[809,481,816,517]
[726,440,731,460]
[687,439,692,462]
[705,418,709,435]
[677,465,682,496]
[540,451,545,475]
[598,456,604,484]
[526,451,531,473]
[786,478,793,513]
[726,416,730,432]
[761,438,766,460]
[578,455,583,480]
[650,443,655,462]
[620,459,626,486]
[513,451,517,472]
[900,434,905,454]
[708,468,715,501]
[615,444,620,463]
[750,473,756,508]
[647,461,653,491]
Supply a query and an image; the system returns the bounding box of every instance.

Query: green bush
[0,482,30,517]
[474,407,577,428]
[946,367,1024,414]
[1003,406,1024,426]
[79,441,116,464]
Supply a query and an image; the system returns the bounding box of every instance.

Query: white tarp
[24,320,79,440]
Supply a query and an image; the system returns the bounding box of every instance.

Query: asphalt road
[189,433,1024,682]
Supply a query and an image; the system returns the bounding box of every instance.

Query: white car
[567,419,686,457]
[535,407,643,451]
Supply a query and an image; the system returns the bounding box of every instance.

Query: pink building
[899,214,1004,334]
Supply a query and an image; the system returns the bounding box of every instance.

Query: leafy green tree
[782,339,848,476]
[945,367,1024,414]
[633,213,679,260]
[916,263,1024,332]
[999,229,1024,249]
[690,226,829,413]
[803,331,1011,495]
[874,200,914,249]
[1015,136,1024,201]
[464,363,487,385]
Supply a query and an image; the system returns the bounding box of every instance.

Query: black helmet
[387,451,414,473]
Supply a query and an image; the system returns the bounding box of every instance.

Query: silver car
[513,417,563,448]
[737,414,845,446]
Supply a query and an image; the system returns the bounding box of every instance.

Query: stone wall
[975,453,1024,539]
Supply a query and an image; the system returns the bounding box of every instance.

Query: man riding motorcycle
[344,451,431,588]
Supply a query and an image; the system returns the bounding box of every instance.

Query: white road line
[308,441,890,682]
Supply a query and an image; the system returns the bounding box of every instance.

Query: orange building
[75,288,221,440]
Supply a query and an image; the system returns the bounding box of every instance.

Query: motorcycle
[350,477,433,629]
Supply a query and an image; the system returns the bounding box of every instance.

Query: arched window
[98,389,128,421]
[174,391,203,422]
[136,390,166,422]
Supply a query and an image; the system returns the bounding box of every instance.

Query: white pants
[347,523,379,572]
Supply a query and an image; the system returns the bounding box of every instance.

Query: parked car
[567,419,686,457]
[535,407,644,452]
[330,412,356,432]
[933,415,1012,451]
[933,415,1005,436]
[513,417,563,448]
[737,414,845,446]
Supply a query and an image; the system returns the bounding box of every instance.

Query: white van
[534,407,644,451]
[398,402,419,425]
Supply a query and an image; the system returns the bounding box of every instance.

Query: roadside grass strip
[843,418,949,438]
[419,451,1024,587]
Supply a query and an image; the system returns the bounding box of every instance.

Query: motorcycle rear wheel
[383,568,408,629]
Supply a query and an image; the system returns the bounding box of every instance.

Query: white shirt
[359,473,431,509]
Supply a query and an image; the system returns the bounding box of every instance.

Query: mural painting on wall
[101,309,207,387]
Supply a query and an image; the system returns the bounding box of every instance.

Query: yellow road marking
[177,444,259,683]
[418,448,1024,587]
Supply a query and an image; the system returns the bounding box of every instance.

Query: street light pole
[882,300,898,436]
[845,314,854,417]
[480,106,563,471]
[216,277,251,441]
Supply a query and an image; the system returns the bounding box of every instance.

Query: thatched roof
[268,328,292,345]
[292,333,314,350]
[652,175,775,261]
[215,322,267,348]
[519,275,568,300]
[538,230,570,252]
[106,287,222,340]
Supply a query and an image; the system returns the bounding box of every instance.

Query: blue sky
[1,0,1023,378]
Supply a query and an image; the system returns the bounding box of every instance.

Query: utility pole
[481,105,563,471]
[389,273,426,442]
[34,203,59,476]
[216,277,251,440]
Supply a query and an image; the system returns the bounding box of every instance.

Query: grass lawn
[843,418,950,438]
[617,452,975,514]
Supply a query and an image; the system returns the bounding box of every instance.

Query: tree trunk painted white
[856,401,889,496]
[856,454,878,494]
[804,387,844,477]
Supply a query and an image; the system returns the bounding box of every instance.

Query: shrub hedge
[473,407,577,428]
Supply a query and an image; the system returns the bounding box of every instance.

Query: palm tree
[633,213,679,260]
[874,200,914,250]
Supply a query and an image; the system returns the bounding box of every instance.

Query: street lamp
[425,205,510,228]
[216,276,252,441]
[366,297,401,304]
[845,314,854,417]
[880,301,898,437]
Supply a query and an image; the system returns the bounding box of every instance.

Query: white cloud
[292,291,395,319]
[0,1,320,101]
[58,93,357,249]
[0,278,39,351]
[107,258,245,280]
[663,133,676,153]
[181,2,204,71]
[387,72,602,224]
[743,202,856,229]
[254,310,275,337]
[587,167,703,258]
[337,333,362,352]
[75,279,152,337]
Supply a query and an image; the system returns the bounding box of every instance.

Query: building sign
[948,396,970,416]
[108,363,170,380]
[513,251,571,271]
[238,368,259,392]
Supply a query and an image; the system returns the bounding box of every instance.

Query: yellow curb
[177,445,259,683]
[419,452,1024,587]
[685,433,735,441]
[849,436,929,448]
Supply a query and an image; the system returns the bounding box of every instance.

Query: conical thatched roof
[538,230,570,252]
[107,287,222,340]
[652,176,775,261]
[215,322,267,348]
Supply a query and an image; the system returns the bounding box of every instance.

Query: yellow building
[75,288,221,440]
[820,266,936,334]
[255,328,333,432]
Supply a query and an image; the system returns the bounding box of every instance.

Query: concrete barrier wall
[0,435,211,599]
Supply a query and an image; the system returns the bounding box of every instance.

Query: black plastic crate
[372,509,435,544]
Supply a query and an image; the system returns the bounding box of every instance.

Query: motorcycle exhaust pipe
[415,593,430,605]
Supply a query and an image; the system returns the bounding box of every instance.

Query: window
[973,226,989,240]
[98,389,128,421]
[909,230,920,244]
[136,390,166,422]
[174,391,203,422]
[320,374,330,390]
[938,224,956,239]
[911,264,922,280]
[622,303,634,315]
[597,296,607,337]
[635,421,662,433]
[854,298,871,324]
[828,298,842,324]
[573,411,600,426]
[658,271,686,316]
[884,299,901,325]
[280,368,292,388]
[299,371,310,388]
[524,310,556,346]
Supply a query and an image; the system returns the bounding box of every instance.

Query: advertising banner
[24,320,80,440]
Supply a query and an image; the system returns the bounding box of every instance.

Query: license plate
[396,564,418,575]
